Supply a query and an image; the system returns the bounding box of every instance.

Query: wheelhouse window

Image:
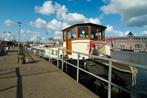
[67,30,71,40]
[78,26,89,38]
[91,26,98,39]
[91,26,103,39]
[63,31,66,41]
[71,27,76,39]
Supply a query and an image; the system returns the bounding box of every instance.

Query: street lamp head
[17,22,22,24]
[17,22,22,27]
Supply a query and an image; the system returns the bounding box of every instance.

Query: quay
[0,47,98,98]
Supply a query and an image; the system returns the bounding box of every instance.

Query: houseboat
[62,23,136,88]
[32,23,137,92]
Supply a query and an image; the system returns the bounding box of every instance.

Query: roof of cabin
[62,23,107,31]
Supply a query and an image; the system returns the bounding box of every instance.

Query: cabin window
[71,28,76,39]
[63,31,66,41]
[91,26,102,39]
[91,32,102,39]
[91,26,97,39]
[67,31,71,40]
[51,50,54,55]
[78,26,89,38]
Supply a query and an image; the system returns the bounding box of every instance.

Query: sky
[0,0,147,42]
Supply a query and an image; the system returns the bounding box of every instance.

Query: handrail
[58,48,147,69]
[33,47,147,98]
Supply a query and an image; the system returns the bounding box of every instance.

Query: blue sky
[0,0,147,41]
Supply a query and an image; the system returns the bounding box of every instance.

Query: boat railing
[45,48,147,98]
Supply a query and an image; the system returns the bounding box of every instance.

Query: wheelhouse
[62,23,108,59]
[62,23,106,41]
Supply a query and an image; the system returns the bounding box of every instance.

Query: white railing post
[108,60,112,98]
[49,49,51,63]
[61,49,64,71]
[76,53,80,82]
[57,48,59,68]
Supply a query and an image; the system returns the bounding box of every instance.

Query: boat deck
[0,47,98,98]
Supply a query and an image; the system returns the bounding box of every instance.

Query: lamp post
[17,22,22,54]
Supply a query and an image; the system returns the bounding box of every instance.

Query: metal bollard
[61,49,64,71]
[57,48,59,68]
[76,53,80,82]
[108,60,112,98]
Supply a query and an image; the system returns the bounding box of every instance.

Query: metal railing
[40,48,147,98]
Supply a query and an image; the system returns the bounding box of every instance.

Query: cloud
[4,19,14,27]
[58,12,101,25]
[34,1,101,25]
[30,18,64,39]
[88,18,101,24]
[55,2,68,16]
[62,22,70,29]
[20,29,38,36]
[101,0,147,27]
[126,15,147,27]
[20,29,25,34]
[30,18,47,29]
[30,34,40,41]
[35,1,55,15]
[105,25,129,37]
[19,29,41,41]
[54,31,62,35]
[2,32,14,41]
[54,31,62,39]
[142,31,147,35]
[33,0,101,39]
[30,18,62,32]
[35,1,67,16]
[59,13,87,24]
[46,19,62,32]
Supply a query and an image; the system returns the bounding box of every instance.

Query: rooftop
[62,23,107,31]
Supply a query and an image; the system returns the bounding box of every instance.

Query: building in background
[112,32,147,51]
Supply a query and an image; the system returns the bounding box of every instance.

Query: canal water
[111,50,147,97]
[111,50,147,65]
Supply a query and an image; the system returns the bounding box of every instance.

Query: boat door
[66,30,72,54]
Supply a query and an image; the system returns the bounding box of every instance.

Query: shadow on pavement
[0,85,16,92]
[16,67,23,98]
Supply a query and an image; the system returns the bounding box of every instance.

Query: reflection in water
[111,50,147,97]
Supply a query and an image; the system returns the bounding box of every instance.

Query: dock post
[108,60,112,98]
[61,49,64,71]
[57,48,59,68]
[76,53,80,83]
[49,49,51,63]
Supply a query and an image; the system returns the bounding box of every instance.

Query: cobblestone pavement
[0,48,98,98]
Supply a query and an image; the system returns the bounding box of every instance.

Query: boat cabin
[62,23,110,59]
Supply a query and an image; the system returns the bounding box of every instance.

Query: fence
[38,48,147,98]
